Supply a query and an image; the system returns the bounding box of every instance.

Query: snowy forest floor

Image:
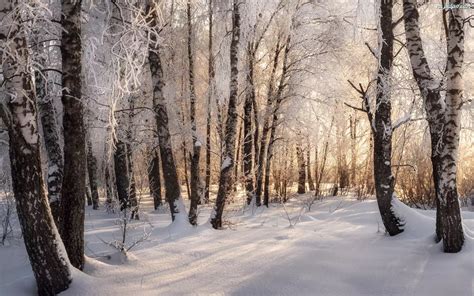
[1,193,473,296]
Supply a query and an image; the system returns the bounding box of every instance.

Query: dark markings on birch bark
[211,0,240,229]
[204,0,214,204]
[187,0,202,225]
[372,0,403,236]
[146,1,183,221]
[0,3,72,293]
[59,0,86,270]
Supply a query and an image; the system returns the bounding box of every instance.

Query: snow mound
[392,197,435,238]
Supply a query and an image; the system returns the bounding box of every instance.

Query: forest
[0,0,473,295]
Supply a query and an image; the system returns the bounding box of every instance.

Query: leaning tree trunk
[59,0,86,270]
[87,138,99,210]
[148,149,162,210]
[0,3,72,293]
[437,1,464,252]
[210,0,240,229]
[403,0,464,250]
[187,0,202,225]
[372,0,403,236]
[204,0,214,204]
[146,1,187,222]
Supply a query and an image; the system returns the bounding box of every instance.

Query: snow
[221,156,232,171]
[1,194,473,296]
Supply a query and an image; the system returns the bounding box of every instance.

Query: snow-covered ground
[1,194,473,296]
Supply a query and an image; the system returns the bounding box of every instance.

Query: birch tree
[59,0,87,270]
[0,0,71,293]
[211,0,241,229]
[146,0,188,222]
[187,0,202,225]
[403,0,464,251]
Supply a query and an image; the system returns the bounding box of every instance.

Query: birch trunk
[372,0,403,236]
[148,149,162,210]
[146,1,186,221]
[204,0,214,204]
[59,0,86,270]
[438,0,464,252]
[187,0,202,225]
[210,0,240,229]
[0,2,72,293]
[296,145,306,194]
[255,37,282,206]
[243,44,255,205]
[403,0,464,250]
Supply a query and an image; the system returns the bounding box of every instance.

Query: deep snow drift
[1,194,473,296]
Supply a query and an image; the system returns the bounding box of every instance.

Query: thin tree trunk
[306,143,315,191]
[87,138,99,210]
[296,144,306,194]
[350,114,357,187]
[204,0,214,204]
[187,0,202,225]
[243,43,255,205]
[59,0,86,270]
[255,36,282,206]
[233,120,243,192]
[0,4,72,292]
[210,0,240,229]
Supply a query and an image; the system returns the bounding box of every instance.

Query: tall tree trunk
[243,43,255,205]
[438,0,464,252]
[372,0,403,236]
[87,138,99,210]
[146,2,187,222]
[204,0,214,204]
[187,0,202,225]
[403,0,464,250]
[59,0,86,270]
[255,36,282,206]
[210,0,240,229]
[0,4,72,292]
[263,33,290,206]
[148,149,162,210]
